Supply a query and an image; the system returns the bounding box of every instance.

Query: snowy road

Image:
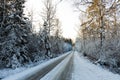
[71,51,120,80]
[40,51,120,80]
[2,51,120,80]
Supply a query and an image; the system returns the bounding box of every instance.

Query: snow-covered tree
[75,0,120,73]
[0,0,31,68]
[41,0,58,57]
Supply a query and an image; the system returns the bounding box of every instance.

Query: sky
[24,0,80,40]
[56,0,80,40]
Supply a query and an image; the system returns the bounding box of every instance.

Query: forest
[0,0,72,69]
[75,0,120,74]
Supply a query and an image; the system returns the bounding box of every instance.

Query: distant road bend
[2,51,120,80]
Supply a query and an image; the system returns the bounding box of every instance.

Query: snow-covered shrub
[49,36,70,57]
[77,39,100,61]
[100,39,120,68]
[78,37,120,73]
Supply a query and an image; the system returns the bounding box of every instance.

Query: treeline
[0,0,72,68]
[75,0,120,73]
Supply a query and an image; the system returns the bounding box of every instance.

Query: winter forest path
[2,51,120,80]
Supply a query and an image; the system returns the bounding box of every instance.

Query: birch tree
[41,0,57,57]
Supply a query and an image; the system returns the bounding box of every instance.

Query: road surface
[2,51,120,80]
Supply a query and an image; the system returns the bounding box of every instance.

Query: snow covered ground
[0,59,47,79]
[2,52,70,80]
[71,51,120,80]
[0,68,26,79]
[41,53,73,80]
[1,51,120,80]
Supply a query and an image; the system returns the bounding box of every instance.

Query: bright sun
[24,0,79,41]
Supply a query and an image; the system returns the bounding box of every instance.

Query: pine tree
[0,0,31,68]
